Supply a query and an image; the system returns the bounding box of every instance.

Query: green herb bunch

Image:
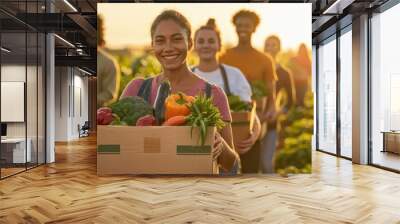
[250,80,269,100]
[187,94,225,146]
[227,95,252,112]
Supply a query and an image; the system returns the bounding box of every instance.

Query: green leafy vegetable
[227,95,252,112]
[109,96,153,126]
[250,80,268,100]
[186,94,225,146]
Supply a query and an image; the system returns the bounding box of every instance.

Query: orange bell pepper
[164,92,195,120]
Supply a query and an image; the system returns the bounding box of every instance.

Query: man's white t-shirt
[193,64,252,102]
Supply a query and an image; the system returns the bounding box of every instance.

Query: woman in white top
[193,18,261,155]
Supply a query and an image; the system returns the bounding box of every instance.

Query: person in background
[262,35,296,173]
[97,15,120,108]
[120,10,239,173]
[288,43,311,106]
[193,18,261,161]
[219,10,277,173]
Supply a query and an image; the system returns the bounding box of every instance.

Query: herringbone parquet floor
[1,135,400,224]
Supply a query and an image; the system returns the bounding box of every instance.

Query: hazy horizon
[98,3,311,51]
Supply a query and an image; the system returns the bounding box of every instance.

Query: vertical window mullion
[25,0,28,171]
[367,11,373,165]
[336,29,341,157]
[316,44,319,151]
[36,0,39,167]
[0,19,2,179]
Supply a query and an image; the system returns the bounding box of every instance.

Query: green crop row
[274,90,314,175]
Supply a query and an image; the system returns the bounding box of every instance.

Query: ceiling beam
[312,15,335,33]
[67,13,96,39]
[55,55,96,72]
[12,13,82,32]
[323,0,356,14]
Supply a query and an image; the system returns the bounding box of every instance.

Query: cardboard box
[231,102,257,147]
[97,125,218,175]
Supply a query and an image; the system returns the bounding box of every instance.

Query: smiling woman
[152,20,190,71]
[119,10,240,173]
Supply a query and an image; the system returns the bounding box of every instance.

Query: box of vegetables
[96,92,224,175]
[228,95,257,148]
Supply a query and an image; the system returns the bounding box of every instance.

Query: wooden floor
[1,163,44,178]
[1,167,25,178]
[373,151,400,171]
[0,135,400,224]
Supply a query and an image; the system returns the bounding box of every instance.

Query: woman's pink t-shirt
[120,76,232,122]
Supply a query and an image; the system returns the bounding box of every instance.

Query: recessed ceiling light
[323,0,354,15]
[63,0,78,12]
[1,47,11,53]
[77,67,93,76]
[54,34,75,48]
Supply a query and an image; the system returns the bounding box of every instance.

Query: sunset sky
[98,3,311,51]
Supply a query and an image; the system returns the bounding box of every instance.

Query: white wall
[1,65,29,138]
[54,67,89,141]
[74,71,89,139]
[55,67,69,141]
[1,65,26,82]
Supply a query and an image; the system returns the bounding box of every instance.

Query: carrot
[162,116,187,126]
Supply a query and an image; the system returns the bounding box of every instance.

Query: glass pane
[1,30,27,177]
[38,33,45,165]
[339,29,352,158]
[27,31,38,169]
[371,4,400,171]
[0,1,46,178]
[317,37,337,154]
